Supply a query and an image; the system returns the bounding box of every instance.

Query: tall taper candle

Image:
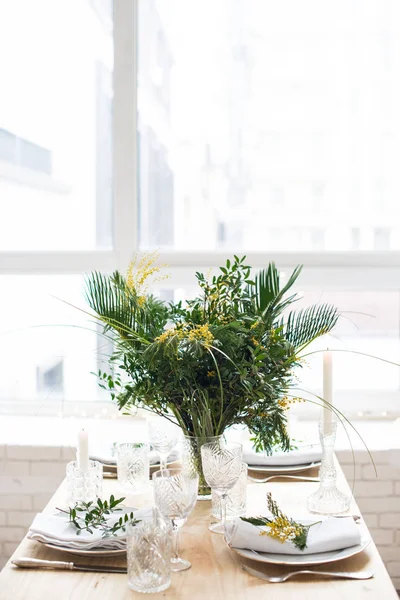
[77,429,89,471]
[323,350,333,435]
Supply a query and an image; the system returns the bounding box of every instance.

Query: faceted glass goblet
[211,461,247,533]
[149,421,178,470]
[152,468,198,572]
[201,441,243,534]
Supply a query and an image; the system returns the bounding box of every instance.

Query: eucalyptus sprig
[241,492,320,551]
[56,495,140,538]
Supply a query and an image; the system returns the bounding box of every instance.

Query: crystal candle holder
[307,420,350,515]
[66,460,103,506]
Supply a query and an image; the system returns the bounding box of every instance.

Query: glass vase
[181,435,223,500]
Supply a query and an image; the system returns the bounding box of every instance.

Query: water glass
[153,468,198,572]
[116,442,149,493]
[127,514,172,594]
[149,420,178,470]
[211,461,247,533]
[201,441,242,534]
[66,460,102,506]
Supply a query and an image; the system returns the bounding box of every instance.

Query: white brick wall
[0,444,399,589]
[337,448,400,590]
[0,444,67,570]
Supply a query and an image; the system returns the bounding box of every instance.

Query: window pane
[293,290,400,410]
[0,0,113,250]
[138,0,400,251]
[0,276,109,415]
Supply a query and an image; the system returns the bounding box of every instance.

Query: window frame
[1,0,400,419]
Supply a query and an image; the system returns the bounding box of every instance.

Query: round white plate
[41,541,126,557]
[102,459,180,473]
[232,530,370,567]
[247,460,321,474]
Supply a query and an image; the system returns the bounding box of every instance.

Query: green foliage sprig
[56,495,140,538]
[241,492,320,551]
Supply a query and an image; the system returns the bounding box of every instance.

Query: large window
[1,0,400,418]
[138,0,400,253]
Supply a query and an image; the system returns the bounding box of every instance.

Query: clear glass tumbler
[116,442,150,493]
[211,461,247,533]
[126,515,172,594]
[66,460,102,506]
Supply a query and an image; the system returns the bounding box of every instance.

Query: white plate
[247,461,321,474]
[40,541,126,557]
[232,529,370,567]
[102,459,180,473]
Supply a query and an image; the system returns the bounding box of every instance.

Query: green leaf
[283,303,340,350]
[251,263,303,318]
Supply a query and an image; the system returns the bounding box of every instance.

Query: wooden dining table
[0,462,397,600]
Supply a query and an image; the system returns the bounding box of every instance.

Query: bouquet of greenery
[84,253,339,453]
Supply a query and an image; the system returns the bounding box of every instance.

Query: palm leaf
[284,303,340,350]
[253,263,280,312]
[84,271,136,336]
[267,264,303,318]
[253,263,303,321]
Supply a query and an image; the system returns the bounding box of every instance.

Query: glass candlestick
[307,420,350,515]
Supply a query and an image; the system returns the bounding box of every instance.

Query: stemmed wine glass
[149,420,178,470]
[201,441,243,534]
[152,468,199,572]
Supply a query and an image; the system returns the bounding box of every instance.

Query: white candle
[323,350,333,435]
[77,429,89,471]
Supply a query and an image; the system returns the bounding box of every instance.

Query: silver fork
[248,474,320,483]
[242,564,374,582]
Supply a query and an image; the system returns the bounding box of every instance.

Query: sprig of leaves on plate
[241,492,320,551]
[250,437,301,454]
[56,495,141,538]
